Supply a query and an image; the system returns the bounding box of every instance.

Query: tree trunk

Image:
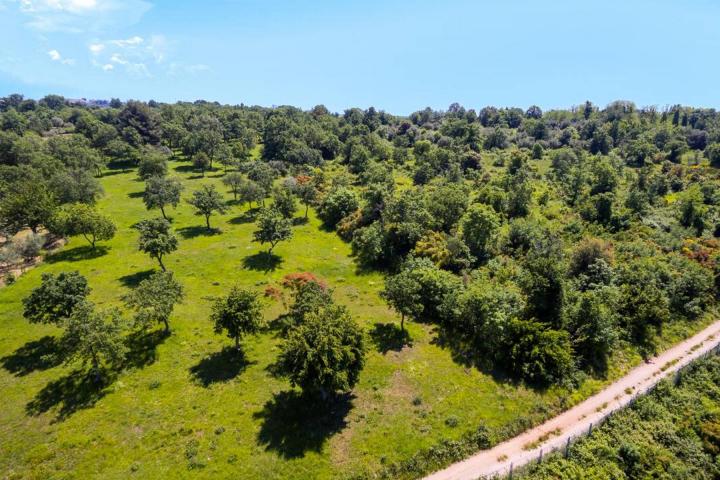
[163,317,170,334]
[235,335,240,352]
[305,204,309,218]
[400,314,405,333]
[160,205,167,220]
[206,215,211,230]
[157,255,166,272]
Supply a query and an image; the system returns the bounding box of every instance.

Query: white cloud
[110,35,143,47]
[6,0,152,33]
[88,42,104,54]
[167,62,211,76]
[47,48,75,64]
[101,63,112,71]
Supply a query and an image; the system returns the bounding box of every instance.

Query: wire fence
[481,339,720,480]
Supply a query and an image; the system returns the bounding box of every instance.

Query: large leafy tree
[211,287,264,351]
[63,301,127,382]
[460,203,500,261]
[187,184,227,230]
[51,203,116,250]
[23,271,90,325]
[253,208,292,254]
[124,271,184,333]
[136,217,179,271]
[0,179,56,234]
[143,176,183,220]
[277,304,366,400]
[222,172,245,201]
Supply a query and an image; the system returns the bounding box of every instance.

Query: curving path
[423,320,720,480]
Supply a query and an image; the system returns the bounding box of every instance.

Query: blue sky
[0,0,718,114]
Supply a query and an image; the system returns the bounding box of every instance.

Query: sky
[0,0,718,114]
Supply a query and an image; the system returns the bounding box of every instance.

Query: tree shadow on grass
[26,368,115,422]
[369,322,411,354]
[128,190,144,199]
[123,329,169,370]
[173,164,195,173]
[241,252,283,272]
[228,208,259,225]
[105,159,136,173]
[177,225,222,239]
[1,336,63,377]
[292,217,309,226]
[189,347,254,387]
[118,269,155,288]
[253,391,353,459]
[45,245,109,263]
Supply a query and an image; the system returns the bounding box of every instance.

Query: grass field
[0,158,710,479]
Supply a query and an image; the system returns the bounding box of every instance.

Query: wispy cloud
[4,0,152,33]
[89,33,173,77]
[47,48,75,64]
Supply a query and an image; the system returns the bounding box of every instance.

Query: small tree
[136,217,179,271]
[295,175,317,218]
[277,304,366,400]
[63,301,126,382]
[192,152,211,176]
[187,184,228,230]
[222,172,245,201]
[51,203,116,250]
[143,176,183,220]
[137,153,168,179]
[23,271,90,325]
[253,208,292,254]
[272,185,296,219]
[239,180,264,208]
[381,268,423,332]
[124,271,184,333]
[211,286,264,351]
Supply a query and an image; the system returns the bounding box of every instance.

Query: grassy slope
[0,159,708,479]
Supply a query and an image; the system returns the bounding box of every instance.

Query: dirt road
[423,320,720,480]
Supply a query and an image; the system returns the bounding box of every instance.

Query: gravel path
[423,320,720,480]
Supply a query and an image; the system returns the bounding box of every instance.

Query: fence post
[565,436,571,458]
[508,462,513,480]
[538,448,543,465]
[588,422,593,436]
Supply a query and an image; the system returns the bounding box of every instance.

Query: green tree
[238,180,265,208]
[460,203,500,261]
[253,208,292,253]
[63,301,127,382]
[187,184,228,230]
[143,176,183,220]
[22,271,90,325]
[706,143,720,167]
[272,185,296,219]
[211,286,264,351]
[277,304,366,400]
[0,180,56,234]
[137,152,168,179]
[294,175,318,218]
[222,172,245,201]
[124,271,184,333]
[51,203,116,250]
[136,217,179,271]
[192,152,211,177]
[318,187,359,227]
[381,268,423,332]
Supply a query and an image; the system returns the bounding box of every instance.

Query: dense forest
[2,93,720,478]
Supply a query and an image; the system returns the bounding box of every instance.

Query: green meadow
[0,159,705,479]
